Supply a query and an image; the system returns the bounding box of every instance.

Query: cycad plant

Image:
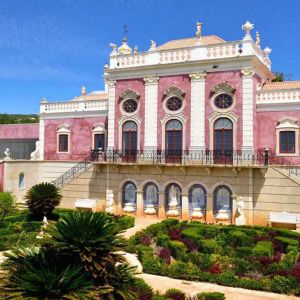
[25,182,62,218]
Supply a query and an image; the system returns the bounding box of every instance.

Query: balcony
[91,149,269,167]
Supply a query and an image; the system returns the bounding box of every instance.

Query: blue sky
[0,0,299,114]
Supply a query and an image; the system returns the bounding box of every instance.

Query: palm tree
[25,182,62,218]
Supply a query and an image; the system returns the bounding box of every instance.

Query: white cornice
[39,110,108,120]
[256,102,300,112]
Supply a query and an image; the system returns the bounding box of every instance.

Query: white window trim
[57,124,70,153]
[162,86,186,115]
[119,89,140,117]
[276,118,299,156]
[92,123,106,150]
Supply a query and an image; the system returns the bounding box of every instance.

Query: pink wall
[0,123,39,139]
[0,162,3,192]
[115,79,145,150]
[257,111,300,163]
[44,116,107,161]
[205,71,243,150]
[157,75,191,149]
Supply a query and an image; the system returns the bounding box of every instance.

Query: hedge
[197,292,225,300]
[275,237,299,252]
[252,241,273,257]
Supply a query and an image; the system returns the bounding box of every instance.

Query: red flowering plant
[210,263,222,274]
[159,248,171,264]
[291,263,300,282]
[139,234,152,246]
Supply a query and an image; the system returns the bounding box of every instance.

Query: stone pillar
[206,193,214,223]
[117,191,123,215]
[241,69,254,151]
[107,80,116,150]
[189,72,206,151]
[158,192,165,219]
[181,193,189,220]
[232,194,238,224]
[136,190,144,216]
[144,77,159,151]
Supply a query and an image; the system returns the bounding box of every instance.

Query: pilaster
[241,69,254,151]
[107,80,116,150]
[206,193,214,223]
[144,77,159,150]
[181,193,189,220]
[136,190,144,216]
[158,191,165,219]
[189,72,206,150]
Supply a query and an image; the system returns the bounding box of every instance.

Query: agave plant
[25,182,62,218]
[0,247,102,300]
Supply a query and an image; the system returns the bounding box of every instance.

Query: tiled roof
[261,81,300,91]
[71,93,108,101]
[157,35,225,51]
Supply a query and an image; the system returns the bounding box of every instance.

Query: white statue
[144,185,157,215]
[81,85,86,96]
[149,40,157,51]
[166,185,179,217]
[109,43,118,55]
[105,189,115,214]
[3,148,11,160]
[235,197,245,225]
[30,141,41,160]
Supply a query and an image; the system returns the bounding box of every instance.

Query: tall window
[122,121,137,160]
[213,185,232,215]
[143,182,159,211]
[58,134,69,152]
[122,181,137,208]
[280,131,295,153]
[166,119,182,162]
[94,134,105,150]
[19,173,25,189]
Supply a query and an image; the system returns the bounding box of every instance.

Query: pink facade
[44,116,107,161]
[157,75,191,149]
[0,123,39,139]
[115,79,145,150]
[205,71,243,150]
[0,162,3,192]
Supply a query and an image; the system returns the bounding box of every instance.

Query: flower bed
[126,219,300,295]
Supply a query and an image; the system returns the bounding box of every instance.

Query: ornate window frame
[276,117,299,156]
[119,89,140,117]
[162,86,186,115]
[57,124,70,153]
[208,112,238,151]
[118,115,142,151]
[210,82,236,113]
[92,123,106,150]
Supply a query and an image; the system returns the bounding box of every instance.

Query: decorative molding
[57,124,70,133]
[119,89,140,102]
[163,86,185,100]
[144,76,159,84]
[189,72,206,80]
[107,80,116,87]
[211,82,236,95]
[241,69,254,77]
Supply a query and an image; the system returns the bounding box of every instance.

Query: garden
[126,219,300,296]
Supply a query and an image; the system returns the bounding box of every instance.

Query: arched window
[213,185,232,216]
[122,181,137,212]
[189,184,207,215]
[19,173,25,189]
[165,183,182,214]
[122,121,137,161]
[214,118,233,162]
[166,119,183,162]
[57,124,70,153]
[143,182,159,214]
[92,124,106,151]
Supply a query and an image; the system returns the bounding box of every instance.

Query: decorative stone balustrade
[40,99,108,114]
[257,90,300,103]
[109,40,269,69]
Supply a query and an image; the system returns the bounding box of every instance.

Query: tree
[0,192,15,225]
[25,182,62,218]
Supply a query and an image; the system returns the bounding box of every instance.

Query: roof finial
[123,24,128,43]
[81,85,86,96]
[242,21,254,40]
[196,21,202,39]
[118,24,132,54]
[256,31,261,48]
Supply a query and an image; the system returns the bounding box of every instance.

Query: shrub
[159,248,171,264]
[139,234,152,246]
[117,215,135,230]
[291,263,300,282]
[236,246,253,257]
[136,245,153,261]
[270,275,299,294]
[141,252,162,275]
[267,262,290,276]
[132,278,154,300]
[228,230,251,247]
[168,228,182,240]
[181,226,204,239]
[238,277,264,290]
[252,241,273,257]
[215,271,238,287]
[0,192,15,225]
[190,252,211,271]
[281,245,299,269]
[25,182,62,218]
[156,233,170,248]
[201,239,221,254]
[164,288,186,300]
[168,240,188,260]
[197,292,225,300]
[275,237,299,252]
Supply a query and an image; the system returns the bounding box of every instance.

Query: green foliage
[228,230,251,247]
[141,251,162,275]
[168,240,188,260]
[201,239,221,254]
[272,72,285,82]
[0,192,15,224]
[116,215,135,230]
[0,113,39,124]
[25,182,62,218]
[252,241,273,257]
[189,252,212,270]
[275,236,299,252]
[156,232,171,248]
[164,288,186,300]
[197,291,225,300]
[235,246,253,257]
[132,278,154,299]
[281,245,299,269]
[271,275,299,294]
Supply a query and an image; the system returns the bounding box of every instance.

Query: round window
[166,97,183,111]
[214,94,233,109]
[122,99,138,113]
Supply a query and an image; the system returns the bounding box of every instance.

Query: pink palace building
[1,21,300,227]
